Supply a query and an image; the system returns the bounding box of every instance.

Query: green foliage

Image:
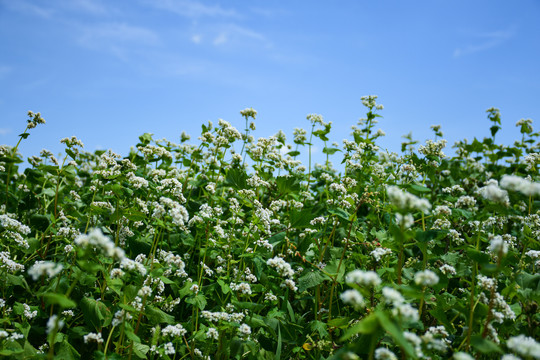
[0,99,538,359]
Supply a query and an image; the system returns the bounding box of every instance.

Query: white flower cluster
[0,214,31,235]
[112,309,132,327]
[455,196,477,210]
[477,180,509,206]
[340,289,365,309]
[386,186,431,213]
[420,326,451,352]
[74,228,125,260]
[442,185,464,195]
[267,256,294,278]
[201,310,245,323]
[23,303,37,320]
[60,136,84,148]
[162,323,187,337]
[206,327,219,340]
[414,269,439,287]
[488,235,508,257]
[374,347,397,360]
[0,251,25,273]
[382,287,419,322]
[500,175,540,197]
[371,247,392,262]
[27,261,64,281]
[418,139,447,158]
[395,213,414,229]
[46,315,64,334]
[83,332,103,344]
[506,335,540,359]
[439,264,456,276]
[230,282,252,295]
[238,323,251,337]
[345,270,381,287]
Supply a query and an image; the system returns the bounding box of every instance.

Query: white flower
[238,323,251,336]
[395,213,414,229]
[371,248,392,262]
[382,287,405,304]
[162,324,187,337]
[340,289,365,309]
[506,335,540,358]
[23,303,37,320]
[374,347,398,360]
[453,352,474,360]
[83,332,103,344]
[414,270,439,287]
[74,228,125,260]
[439,264,456,276]
[488,235,508,257]
[28,261,63,281]
[345,270,381,287]
[501,354,522,360]
[386,186,431,213]
[477,182,509,205]
[206,327,219,340]
[500,175,540,197]
[46,315,64,334]
[267,257,294,278]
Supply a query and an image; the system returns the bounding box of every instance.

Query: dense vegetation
[0,97,539,359]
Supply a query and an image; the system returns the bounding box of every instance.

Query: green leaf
[80,297,112,330]
[408,184,431,193]
[297,271,325,292]
[274,324,282,360]
[42,293,76,308]
[466,248,490,264]
[322,147,341,155]
[471,335,503,354]
[57,339,80,360]
[276,175,300,194]
[328,208,352,222]
[138,133,153,145]
[146,305,176,324]
[29,214,50,232]
[132,342,150,359]
[310,320,328,337]
[376,311,416,358]
[290,209,313,228]
[340,311,380,340]
[225,168,247,189]
[185,293,207,310]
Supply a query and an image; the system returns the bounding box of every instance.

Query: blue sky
[1,0,539,168]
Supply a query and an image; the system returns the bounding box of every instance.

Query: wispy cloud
[454,28,515,58]
[0,65,11,79]
[77,22,161,59]
[0,128,11,136]
[65,0,110,16]
[142,0,237,18]
[1,0,55,18]
[191,23,271,47]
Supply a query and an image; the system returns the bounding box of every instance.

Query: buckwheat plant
[0,98,538,359]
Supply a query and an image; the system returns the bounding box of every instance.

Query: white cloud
[209,24,267,47]
[66,0,109,15]
[77,22,161,59]
[2,0,55,18]
[0,65,11,79]
[143,0,237,18]
[0,128,11,136]
[191,34,202,44]
[454,28,515,58]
